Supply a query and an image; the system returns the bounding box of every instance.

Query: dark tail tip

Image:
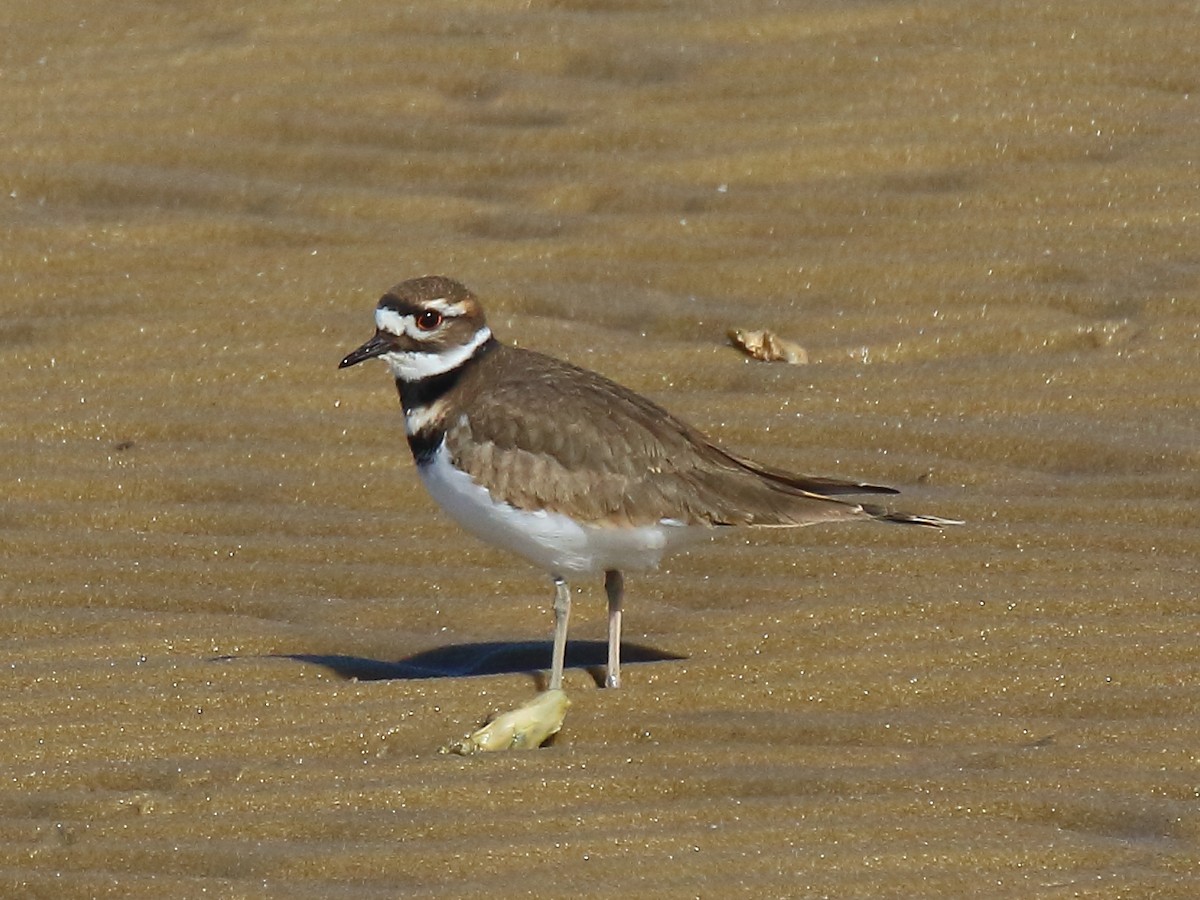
[863,504,964,528]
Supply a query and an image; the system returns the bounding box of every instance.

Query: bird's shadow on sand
[217,641,686,690]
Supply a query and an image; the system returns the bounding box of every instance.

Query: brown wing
[444,346,878,528]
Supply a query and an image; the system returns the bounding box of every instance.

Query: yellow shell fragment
[728,328,809,364]
[441,689,570,755]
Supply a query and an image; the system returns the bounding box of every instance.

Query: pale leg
[549,575,570,690]
[604,569,624,689]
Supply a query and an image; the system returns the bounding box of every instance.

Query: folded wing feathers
[447,347,959,529]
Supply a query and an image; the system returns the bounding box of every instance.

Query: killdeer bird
[340,276,959,692]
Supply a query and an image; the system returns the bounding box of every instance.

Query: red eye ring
[415,309,443,331]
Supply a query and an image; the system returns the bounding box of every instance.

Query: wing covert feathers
[444,345,956,529]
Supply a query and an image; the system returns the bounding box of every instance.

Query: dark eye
[415,310,442,331]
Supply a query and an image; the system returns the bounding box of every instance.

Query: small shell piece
[441,689,571,755]
[728,329,809,364]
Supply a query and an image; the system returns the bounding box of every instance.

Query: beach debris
[441,689,570,755]
[728,328,808,364]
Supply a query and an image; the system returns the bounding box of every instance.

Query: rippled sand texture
[4,0,1199,896]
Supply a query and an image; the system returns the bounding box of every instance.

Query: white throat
[382,325,493,382]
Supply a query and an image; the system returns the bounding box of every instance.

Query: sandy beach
[3,1,1198,895]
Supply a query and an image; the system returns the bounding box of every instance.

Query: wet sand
[3,0,1199,896]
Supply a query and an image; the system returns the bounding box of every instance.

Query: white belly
[417,443,708,576]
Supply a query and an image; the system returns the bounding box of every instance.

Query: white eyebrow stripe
[375,300,468,340]
[374,307,411,336]
[424,297,465,315]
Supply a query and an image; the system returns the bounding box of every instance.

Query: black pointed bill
[339,332,394,369]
